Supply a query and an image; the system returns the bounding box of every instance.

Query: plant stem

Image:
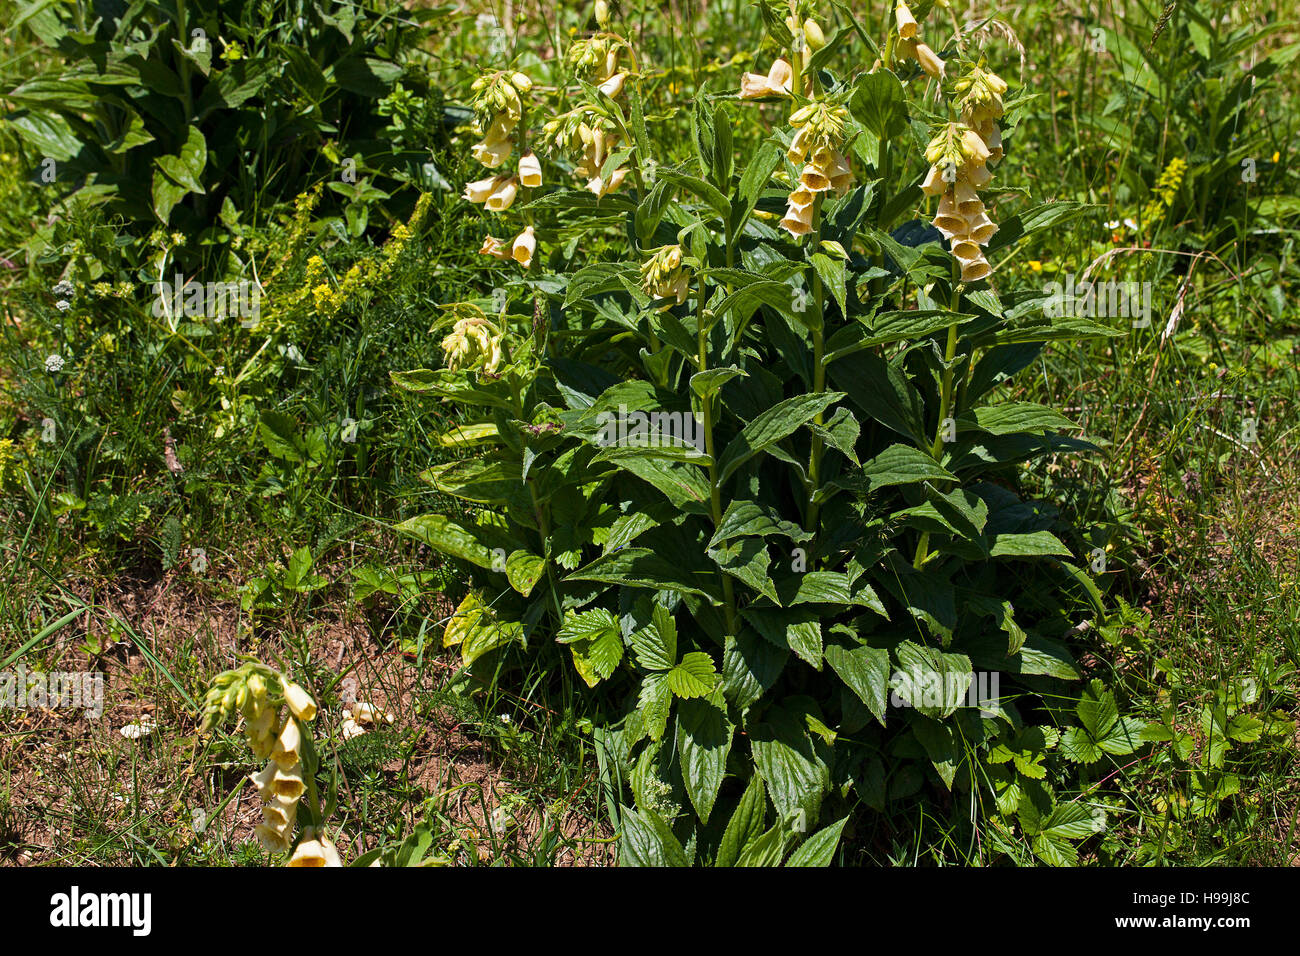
[695,280,738,636]
[804,195,827,535]
[913,280,963,569]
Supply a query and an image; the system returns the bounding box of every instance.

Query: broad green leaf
[394,514,499,570]
[717,392,845,484]
[823,632,891,724]
[676,696,732,822]
[632,602,679,671]
[708,537,780,604]
[891,641,973,718]
[785,816,848,866]
[556,608,624,688]
[860,444,956,489]
[989,531,1072,558]
[667,652,718,698]
[716,774,766,867]
[568,548,723,603]
[505,550,545,597]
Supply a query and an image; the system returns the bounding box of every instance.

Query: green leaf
[743,608,823,668]
[751,706,831,828]
[989,531,1072,558]
[892,641,973,718]
[785,816,848,867]
[717,392,845,484]
[568,548,723,603]
[619,805,690,867]
[637,673,672,741]
[860,444,956,489]
[735,825,788,866]
[810,252,847,319]
[394,514,500,570]
[690,365,746,400]
[716,775,766,867]
[556,608,624,688]
[659,166,731,220]
[829,351,927,442]
[154,126,207,194]
[709,500,814,547]
[963,402,1078,436]
[505,550,545,597]
[631,603,679,671]
[850,70,908,138]
[676,696,732,822]
[151,168,188,224]
[666,652,718,698]
[823,632,891,724]
[258,410,303,462]
[708,536,780,604]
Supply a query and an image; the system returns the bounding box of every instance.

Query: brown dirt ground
[0,564,613,866]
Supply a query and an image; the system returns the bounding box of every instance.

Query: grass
[0,0,1297,866]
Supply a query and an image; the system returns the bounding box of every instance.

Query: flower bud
[803,19,826,50]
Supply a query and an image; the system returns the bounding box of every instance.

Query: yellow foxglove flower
[779,199,815,237]
[960,255,992,282]
[479,235,513,260]
[964,163,992,188]
[586,167,628,197]
[518,151,542,187]
[921,165,948,196]
[486,177,519,212]
[255,822,292,854]
[283,682,317,722]
[913,42,944,79]
[800,163,832,193]
[271,719,301,768]
[288,829,343,867]
[464,175,506,204]
[740,59,793,99]
[599,72,628,98]
[895,2,918,39]
[512,226,537,267]
[472,136,512,169]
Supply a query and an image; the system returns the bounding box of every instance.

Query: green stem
[804,195,827,535]
[913,280,963,569]
[696,281,738,636]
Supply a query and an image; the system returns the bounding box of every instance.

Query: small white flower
[52,280,75,298]
[499,714,511,724]
[1123,218,1138,230]
[55,299,71,312]
[120,717,156,739]
[44,354,64,373]
[1105,220,1120,230]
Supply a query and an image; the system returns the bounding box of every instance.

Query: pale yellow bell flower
[895,2,918,39]
[486,178,519,212]
[283,682,317,722]
[599,72,628,98]
[518,151,542,187]
[512,226,536,267]
[463,175,504,204]
[479,235,513,260]
[740,59,793,99]
[914,42,944,79]
[288,829,343,867]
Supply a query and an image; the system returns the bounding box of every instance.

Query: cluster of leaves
[4,0,447,272]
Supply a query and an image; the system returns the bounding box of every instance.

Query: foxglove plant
[388,0,1140,866]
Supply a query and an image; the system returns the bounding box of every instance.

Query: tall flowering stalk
[465,70,540,268]
[202,661,336,865]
